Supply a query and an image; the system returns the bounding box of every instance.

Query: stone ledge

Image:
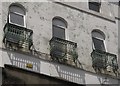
[55,2,116,23]
[1,47,120,80]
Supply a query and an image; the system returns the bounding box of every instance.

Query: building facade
[0,0,120,85]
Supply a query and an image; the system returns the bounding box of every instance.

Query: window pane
[53,25,65,39]
[89,2,100,12]
[10,12,24,26]
[92,31,105,40]
[53,18,67,28]
[92,37,105,51]
[10,5,25,15]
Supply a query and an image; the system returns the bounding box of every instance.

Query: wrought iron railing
[91,50,118,71]
[49,37,78,63]
[3,23,33,51]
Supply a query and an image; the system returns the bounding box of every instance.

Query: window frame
[52,24,66,40]
[92,31,107,52]
[52,17,67,40]
[9,5,26,27]
[89,2,101,12]
[53,24,66,29]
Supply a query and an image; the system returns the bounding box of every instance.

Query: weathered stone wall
[1,0,119,79]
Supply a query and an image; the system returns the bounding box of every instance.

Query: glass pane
[10,5,25,15]
[53,18,67,28]
[92,31,105,40]
[53,25,65,39]
[89,2,100,12]
[92,37,105,51]
[10,12,24,26]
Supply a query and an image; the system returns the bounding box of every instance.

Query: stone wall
[0,0,119,80]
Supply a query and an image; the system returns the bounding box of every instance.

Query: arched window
[52,17,67,39]
[9,3,26,26]
[92,30,106,51]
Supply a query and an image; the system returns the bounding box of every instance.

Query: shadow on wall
[2,65,85,85]
[54,63,86,84]
[6,50,41,73]
[4,50,86,84]
[97,74,120,84]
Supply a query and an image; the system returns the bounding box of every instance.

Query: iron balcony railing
[3,23,33,50]
[49,37,78,63]
[91,50,118,71]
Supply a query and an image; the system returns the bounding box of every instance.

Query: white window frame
[9,10,26,27]
[92,36,107,52]
[54,24,66,29]
[53,22,66,40]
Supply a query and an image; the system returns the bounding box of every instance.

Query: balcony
[3,23,33,51]
[91,50,118,71]
[49,37,78,63]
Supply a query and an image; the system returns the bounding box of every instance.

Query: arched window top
[8,3,26,26]
[92,29,106,51]
[52,17,67,28]
[92,29,105,40]
[9,3,26,15]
